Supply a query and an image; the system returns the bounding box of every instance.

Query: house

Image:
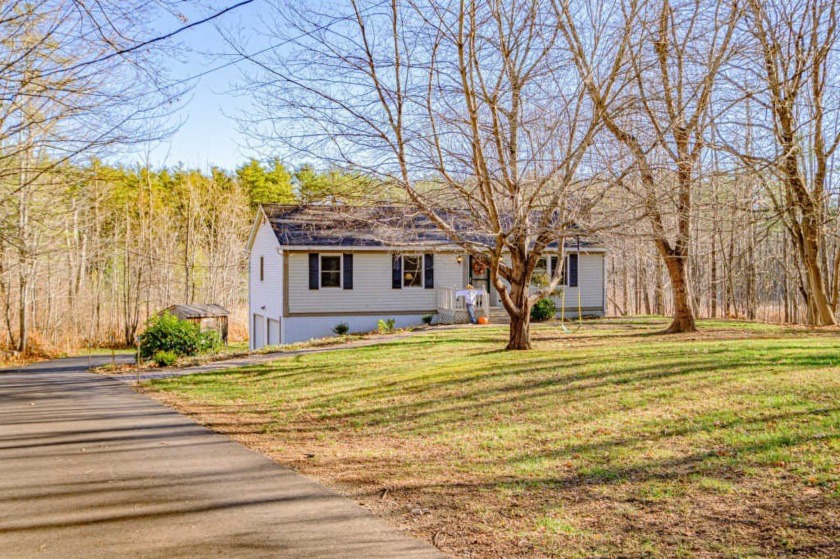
[247,204,607,349]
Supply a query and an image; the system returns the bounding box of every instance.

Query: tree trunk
[661,249,697,333]
[17,272,28,354]
[801,228,836,325]
[640,259,651,314]
[505,274,532,350]
[493,255,533,351]
[622,255,629,316]
[782,233,790,323]
[710,233,718,318]
[746,214,757,320]
[507,309,532,351]
[654,255,664,315]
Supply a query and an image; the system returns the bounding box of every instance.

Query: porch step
[487,308,510,324]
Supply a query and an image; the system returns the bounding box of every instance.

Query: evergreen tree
[236,159,295,206]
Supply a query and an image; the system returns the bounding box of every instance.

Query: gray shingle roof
[163,304,229,319]
[261,204,602,250]
[262,204,454,248]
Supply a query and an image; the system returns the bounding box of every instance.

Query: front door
[469,256,495,305]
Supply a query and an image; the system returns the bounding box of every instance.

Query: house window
[531,257,548,285]
[259,256,264,282]
[550,255,576,286]
[320,255,341,288]
[403,255,423,287]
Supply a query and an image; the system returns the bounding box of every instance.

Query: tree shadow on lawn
[161,341,840,437]
[355,326,820,358]
[178,354,721,421]
[400,432,840,555]
[146,331,840,557]
[499,405,839,469]
[349,426,838,494]
[292,345,837,419]
[175,355,838,465]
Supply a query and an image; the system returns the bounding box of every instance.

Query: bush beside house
[530,298,557,322]
[139,312,221,363]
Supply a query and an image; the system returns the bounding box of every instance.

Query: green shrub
[377,318,396,333]
[333,322,350,335]
[422,314,434,325]
[197,329,222,354]
[152,350,178,367]
[138,312,220,359]
[530,298,557,322]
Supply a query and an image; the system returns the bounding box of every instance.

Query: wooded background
[4,0,840,354]
[0,156,374,354]
[6,153,836,354]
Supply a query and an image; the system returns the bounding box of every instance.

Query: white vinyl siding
[496,252,605,313]
[288,251,462,314]
[249,219,283,349]
[283,314,427,344]
[551,253,605,311]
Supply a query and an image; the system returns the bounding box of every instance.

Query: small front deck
[435,287,491,324]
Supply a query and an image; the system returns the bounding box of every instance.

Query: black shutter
[424,253,434,289]
[569,253,579,287]
[550,256,558,281]
[309,253,319,290]
[392,254,402,289]
[343,253,353,289]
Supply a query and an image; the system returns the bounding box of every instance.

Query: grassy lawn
[145,318,840,558]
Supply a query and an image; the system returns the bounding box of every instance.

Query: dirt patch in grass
[143,318,840,558]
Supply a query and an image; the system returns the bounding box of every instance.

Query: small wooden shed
[163,304,230,344]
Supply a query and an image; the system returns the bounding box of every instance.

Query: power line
[160,12,348,89]
[41,0,257,79]
[163,33,308,90]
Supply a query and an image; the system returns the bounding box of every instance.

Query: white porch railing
[436,287,490,324]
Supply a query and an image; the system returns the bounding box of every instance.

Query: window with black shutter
[530,257,548,286]
[424,254,434,289]
[550,256,570,286]
[403,255,423,287]
[392,254,402,289]
[343,253,353,289]
[568,253,579,287]
[308,253,319,290]
[320,255,341,288]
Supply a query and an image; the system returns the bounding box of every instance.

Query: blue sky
[142,1,275,171]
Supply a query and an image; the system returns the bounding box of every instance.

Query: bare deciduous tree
[738,0,840,325]
[558,0,741,333]
[0,0,195,352]
[239,0,605,349]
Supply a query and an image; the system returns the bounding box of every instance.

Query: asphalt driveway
[0,356,445,558]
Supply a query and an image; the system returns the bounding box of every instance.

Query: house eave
[277,244,607,254]
[245,206,270,253]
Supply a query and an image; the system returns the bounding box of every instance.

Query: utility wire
[162,31,311,91]
[40,0,256,78]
